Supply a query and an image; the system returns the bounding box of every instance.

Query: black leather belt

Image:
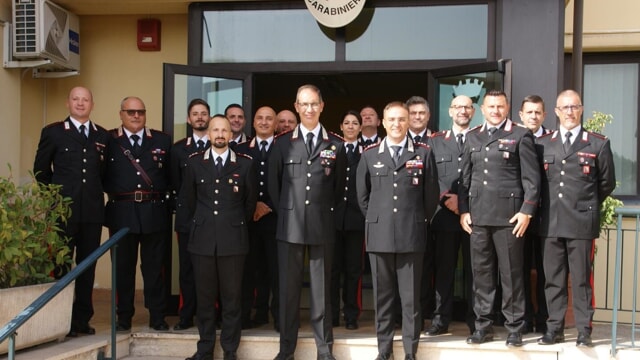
[109,191,165,202]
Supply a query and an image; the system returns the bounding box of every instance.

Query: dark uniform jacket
[268,125,347,245]
[33,118,108,224]
[335,142,365,232]
[458,119,540,225]
[536,128,616,239]
[171,136,208,233]
[181,149,257,256]
[356,138,439,253]
[235,137,275,211]
[103,127,172,234]
[429,130,465,232]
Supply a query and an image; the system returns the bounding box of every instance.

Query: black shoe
[374,354,393,360]
[576,332,593,347]
[535,322,548,334]
[317,353,336,360]
[273,353,294,360]
[253,314,269,326]
[404,355,415,360]
[116,322,131,332]
[466,329,494,344]
[223,351,238,360]
[537,330,565,345]
[506,332,523,347]
[150,320,169,331]
[174,320,194,330]
[424,323,448,336]
[185,352,213,360]
[67,321,96,337]
[345,319,359,330]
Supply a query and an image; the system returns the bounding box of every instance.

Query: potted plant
[0,165,75,354]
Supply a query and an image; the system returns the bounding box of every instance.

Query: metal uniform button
[137,184,142,188]
[214,200,218,205]
[393,195,397,200]
[558,193,563,198]
[260,161,265,166]
[484,169,488,174]
[136,159,140,163]
[214,210,218,215]
[259,192,264,196]
[82,169,86,173]
[394,171,398,175]
[485,147,490,151]
[306,186,310,191]
[560,171,565,175]
[307,173,311,177]
[393,208,398,212]
[483,181,487,185]
[344,197,347,201]
[260,171,264,175]
[560,182,564,187]
[484,158,488,162]
[345,176,349,181]
[259,181,264,186]
[83,148,87,153]
[458,168,461,172]
[305,200,310,205]
[562,160,566,164]
[307,160,312,165]
[216,179,220,183]
[346,167,350,171]
[82,179,86,183]
[393,183,397,187]
[137,171,141,175]
[215,189,219,194]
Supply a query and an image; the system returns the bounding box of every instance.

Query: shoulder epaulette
[328,131,345,142]
[274,129,293,139]
[538,132,554,139]
[468,125,482,132]
[188,152,201,159]
[236,152,253,160]
[363,143,380,152]
[415,142,431,149]
[515,122,528,128]
[44,121,64,129]
[431,130,447,138]
[586,131,607,140]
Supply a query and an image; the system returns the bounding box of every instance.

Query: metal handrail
[0,227,129,360]
[611,207,640,357]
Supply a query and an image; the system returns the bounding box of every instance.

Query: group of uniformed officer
[34,85,615,360]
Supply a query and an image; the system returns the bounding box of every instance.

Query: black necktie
[363,139,373,147]
[564,132,573,153]
[229,140,237,149]
[79,124,88,141]
[216,156,223,174]
[346,143,355,162]
[197,139,205,150]
[414,135,421,144]
[260,140,268,160]
[391,145,401,165]
[307,132,315,155]
[487,127,496,139]
[130,134,141,156]
[456,133,464,152]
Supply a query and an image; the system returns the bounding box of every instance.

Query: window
[582,55,640,197]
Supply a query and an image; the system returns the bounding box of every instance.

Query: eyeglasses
[296,102,321,110]
[450,105,474,111]
[121,109,147,116]
[556,105,582,112]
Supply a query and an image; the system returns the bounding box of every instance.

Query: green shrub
[0,165,72,288]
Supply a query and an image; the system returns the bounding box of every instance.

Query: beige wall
[565,0,640,51]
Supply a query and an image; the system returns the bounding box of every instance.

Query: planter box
[0,281,73,354]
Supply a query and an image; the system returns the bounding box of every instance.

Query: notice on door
[305,0,366,28]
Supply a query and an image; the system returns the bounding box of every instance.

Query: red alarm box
[137,18,161,51]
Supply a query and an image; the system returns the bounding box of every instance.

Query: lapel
[443,130,461,155]
[568,129,590,157]
[64,118,87,145]
[396,138,417,170]
[481,119,513,146]
[202,148,239,178]
[139,128,154,154]
[378,137,416,170]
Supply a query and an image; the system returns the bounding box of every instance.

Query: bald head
[276,109,298,133]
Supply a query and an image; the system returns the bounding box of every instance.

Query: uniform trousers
[369,252,423,356]
[431,230,474,330]
[331,229,364,323]
[59,222,103,324]
[470,225,525,333]
[522,230,548,329]
[242,212,278,324]
[542,237,595,334]
[277,240,333,356]
[176,231,197,324]
[112,231,167,325]
[192,253,245,355]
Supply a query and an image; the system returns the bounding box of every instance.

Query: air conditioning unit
[10,0,80,72]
